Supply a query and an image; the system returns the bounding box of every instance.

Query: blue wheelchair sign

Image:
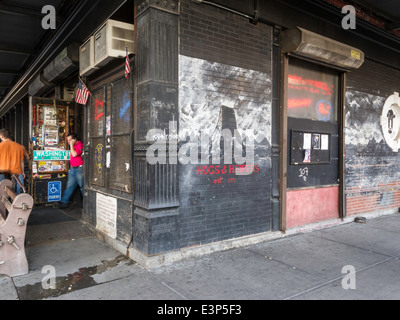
[48,181,62,202]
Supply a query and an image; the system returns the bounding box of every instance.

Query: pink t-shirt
[70,141,84,167]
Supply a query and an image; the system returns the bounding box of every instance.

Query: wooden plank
[1,196,11,212]
[5,186,17,202]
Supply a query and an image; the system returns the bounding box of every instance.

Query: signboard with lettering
[48,181,62,202]
[96,193,117,239]
[34,150,70,161]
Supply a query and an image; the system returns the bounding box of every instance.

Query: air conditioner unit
[94,19,135,68]
[79,36,98,76]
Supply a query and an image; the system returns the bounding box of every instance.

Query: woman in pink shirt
[57,133,84,208]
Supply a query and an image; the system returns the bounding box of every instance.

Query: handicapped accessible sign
[48,181,62,202]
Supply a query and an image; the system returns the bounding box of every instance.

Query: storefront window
[88,74,133,193]
[89,88,105,186]
[288,58,339,122]
[110,77,132,192]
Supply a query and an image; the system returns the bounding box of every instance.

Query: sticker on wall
[95,144,104,173]
[380,92,400,152]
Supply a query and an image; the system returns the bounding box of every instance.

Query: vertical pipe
[339,72,347,219]
[279,54,289,232]
[271,26,281,231]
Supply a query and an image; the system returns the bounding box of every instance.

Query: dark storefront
[0,0,399,266]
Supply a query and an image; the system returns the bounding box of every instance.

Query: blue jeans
[0,174,24,194]
[61,167,84,204]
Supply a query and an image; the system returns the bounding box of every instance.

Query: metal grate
[110,135,132,192]
[111,77,132,135]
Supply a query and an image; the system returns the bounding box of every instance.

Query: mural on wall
[345,89,400,203]
[178,54,271,185]
[345,90,392,154]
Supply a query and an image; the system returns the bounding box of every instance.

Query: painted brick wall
[178,0,273,247]
[345,59,400,216]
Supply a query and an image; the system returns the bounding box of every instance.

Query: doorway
[284,58,343,229]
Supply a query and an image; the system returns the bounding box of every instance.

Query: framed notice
[96,193,117,239]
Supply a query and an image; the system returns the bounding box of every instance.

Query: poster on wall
[44,126,59,147]
[96,193,117,239]
[43,107,57,126]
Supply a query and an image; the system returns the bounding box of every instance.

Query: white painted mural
[179,55,271,148]
[345,90,386,147]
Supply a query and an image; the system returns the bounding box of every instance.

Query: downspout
[126,128,135,256]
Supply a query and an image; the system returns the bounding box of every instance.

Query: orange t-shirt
[0,141,24,175]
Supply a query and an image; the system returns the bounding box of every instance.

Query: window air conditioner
[94,19,135,68]
[79,36,98,77]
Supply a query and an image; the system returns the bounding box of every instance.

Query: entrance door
[285,58,341,228]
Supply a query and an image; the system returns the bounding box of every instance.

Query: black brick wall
[178,0,273,247]
[180,0,271,73]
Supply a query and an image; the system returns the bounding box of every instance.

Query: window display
[32,104,70,174]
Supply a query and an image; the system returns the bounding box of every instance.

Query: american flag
[75,79,90,105]
[125,46,130,79]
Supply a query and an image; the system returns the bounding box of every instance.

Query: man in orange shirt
[0,129,25,194]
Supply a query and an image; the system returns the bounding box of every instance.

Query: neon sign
[316,99,332,121]
[119,91,130,121]
[95,99,104,121]
[288,75,333,96]
[288,98,312,109]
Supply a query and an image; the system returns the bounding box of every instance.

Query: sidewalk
[1,206,400,300]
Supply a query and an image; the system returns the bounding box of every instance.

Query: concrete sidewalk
[1,206,400,300]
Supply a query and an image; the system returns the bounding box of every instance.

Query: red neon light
[317,102,331,115]
[288,98,312,109]
[288,74,333,96]
[95,99,104,120]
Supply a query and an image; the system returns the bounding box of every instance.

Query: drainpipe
[126,127,135,256]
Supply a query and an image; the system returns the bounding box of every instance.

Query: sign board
[380,92,400,152]
[48,181,62,202]
[44,107,57,126]
[34,150,70,161]
[96,193,117,239]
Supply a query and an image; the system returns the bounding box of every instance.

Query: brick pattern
[345,59,400,216]
[179,0,271,73]
[178,0,273,247]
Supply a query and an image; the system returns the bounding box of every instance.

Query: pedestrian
[0,129,25,194]
[57,133,84,208]
[10,134,30,163]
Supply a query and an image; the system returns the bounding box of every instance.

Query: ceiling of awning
[357,0,400,30]
[0,0,71,105]
[0,0,130,117]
